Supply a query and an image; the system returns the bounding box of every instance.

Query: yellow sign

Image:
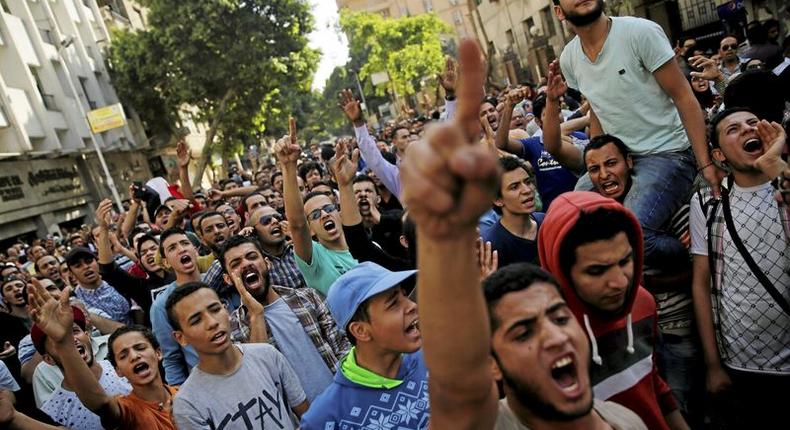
[86,103,126,133]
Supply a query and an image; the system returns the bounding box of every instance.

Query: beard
[496,356,593,422]
[562,0,605,27]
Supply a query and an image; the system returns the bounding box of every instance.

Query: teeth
[552,356,573,369]
[562,381,579,393]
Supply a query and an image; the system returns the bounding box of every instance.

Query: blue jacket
[301,351,429,430]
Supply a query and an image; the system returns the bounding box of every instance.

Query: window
[506,29,515,46]
[541,7,556,37]
[487,41,496,55]
[522,19,532,43]
[422,0,433,12]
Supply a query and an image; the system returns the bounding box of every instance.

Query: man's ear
[347,321,372,344]
[494,197,505,210]
[223,272,232,287]
[42,353,56,367]
[399,235,409,250]
[554,4,565,21]
[490,355,503,382]
[626,154,634,170]
[172,330,188,348]
[712,148,726,164]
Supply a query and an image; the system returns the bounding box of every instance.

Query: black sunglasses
[307,203,339,221]
[720,43,737,51]
[259,213,284,226]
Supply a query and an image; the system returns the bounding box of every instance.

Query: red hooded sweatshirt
[538,192,677,430]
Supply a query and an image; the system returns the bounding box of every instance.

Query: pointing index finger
[455,39,485,142]
[289,117,297,145]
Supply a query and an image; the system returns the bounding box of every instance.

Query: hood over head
[538,191,643,320]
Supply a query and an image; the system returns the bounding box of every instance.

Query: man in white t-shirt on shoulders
[552,0,715,273]
[689,107,790,428]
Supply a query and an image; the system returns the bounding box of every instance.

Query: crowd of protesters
[1,1,788,429]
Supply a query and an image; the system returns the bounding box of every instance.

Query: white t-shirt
[560,16,688,155]
[689,181,790,373]
[40,360,131,430]
[495,398,647,429]
[173,343,307,430]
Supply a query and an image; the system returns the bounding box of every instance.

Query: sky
[308,0,350,92]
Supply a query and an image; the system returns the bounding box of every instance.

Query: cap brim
[361,269,417,304]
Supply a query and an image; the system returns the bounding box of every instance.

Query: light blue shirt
[295,241,358,296]
[560,16,689,155]
[264,298,334,402]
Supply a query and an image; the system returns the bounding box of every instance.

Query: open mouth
[601,181,620,195]
[358,200,370,211]
[743,138,762,153]
[13,292,25,301]
[405,319,420,336]
[145,256,156,267]
[210,331,227,345]
[550,354,580,393]
[270,226,282,236]
[132,362,150,375]
[241,266,261,289]
[179,254,193,267]
[75,343,89,361]
[323,220,337,233]
[215,235,227,246]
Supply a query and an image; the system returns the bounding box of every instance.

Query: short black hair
[480,96,498,110]
[218,234,264,273]
[495,157,531,210]
[558,207,638,279]
[270,171,283,184]
[158,227,188,259]
[197,211,225,234]
[723,71,784,124]
[483,263,562,330]
[107,325,159,367]
[242,192,266,213]
[708,107,755,149]
[298,162,323,182]
[532,94,548,121]
[352,174,377,192]
[134,233,158,257]
[583,134,630,161]
[303,190,333,207]
[165,282,213,330]
[391,125,410,140]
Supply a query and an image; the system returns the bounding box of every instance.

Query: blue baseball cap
[327,262,417,333]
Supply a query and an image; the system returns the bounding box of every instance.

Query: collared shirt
[263,243,306,289]
[73,281,131,324]
[229,285,351,372]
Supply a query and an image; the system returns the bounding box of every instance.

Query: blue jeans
[575,148,696,270]
[657,332,704,429]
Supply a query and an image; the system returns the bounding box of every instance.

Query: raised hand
[477,238,498,281]
[273,117,301,167]
[546,60,568,102]
[207,188,223,201]
[27,279,74,345]
[94,199,113,230]
[689,55,723,82]
[400,40,501,239]
[229,271,264,318]
[176,139,191,169]
[438,57,457,95]
[755,120,788,178]
[330,138,360,187]
[338,89,364,126]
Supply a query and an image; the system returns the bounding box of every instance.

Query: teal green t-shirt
[295,240,357,296]
[559,16,690,155]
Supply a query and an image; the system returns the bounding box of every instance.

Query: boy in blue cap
[301,261,427,429]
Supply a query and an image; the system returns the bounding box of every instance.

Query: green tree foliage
[107,0,318,185]
[340,11,452,97]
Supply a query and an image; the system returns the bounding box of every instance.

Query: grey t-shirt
[495,398,647,429]
[264,297,334,402]
[173,343,307,430]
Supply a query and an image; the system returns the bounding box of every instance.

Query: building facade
[0,0,151,245]
[336,0,477,40]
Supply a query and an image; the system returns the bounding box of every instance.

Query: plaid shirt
[229,285,350,372]
[263,244,306,290]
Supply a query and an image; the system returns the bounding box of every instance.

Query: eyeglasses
[307,203,339,221]
[259,213,284,226]
[720,43,737,51]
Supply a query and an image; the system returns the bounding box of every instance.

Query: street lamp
[58,38,124,211]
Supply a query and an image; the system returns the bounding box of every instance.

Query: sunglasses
[307,203,339,221]
[259,213,284,226]
[720,43,737,51]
